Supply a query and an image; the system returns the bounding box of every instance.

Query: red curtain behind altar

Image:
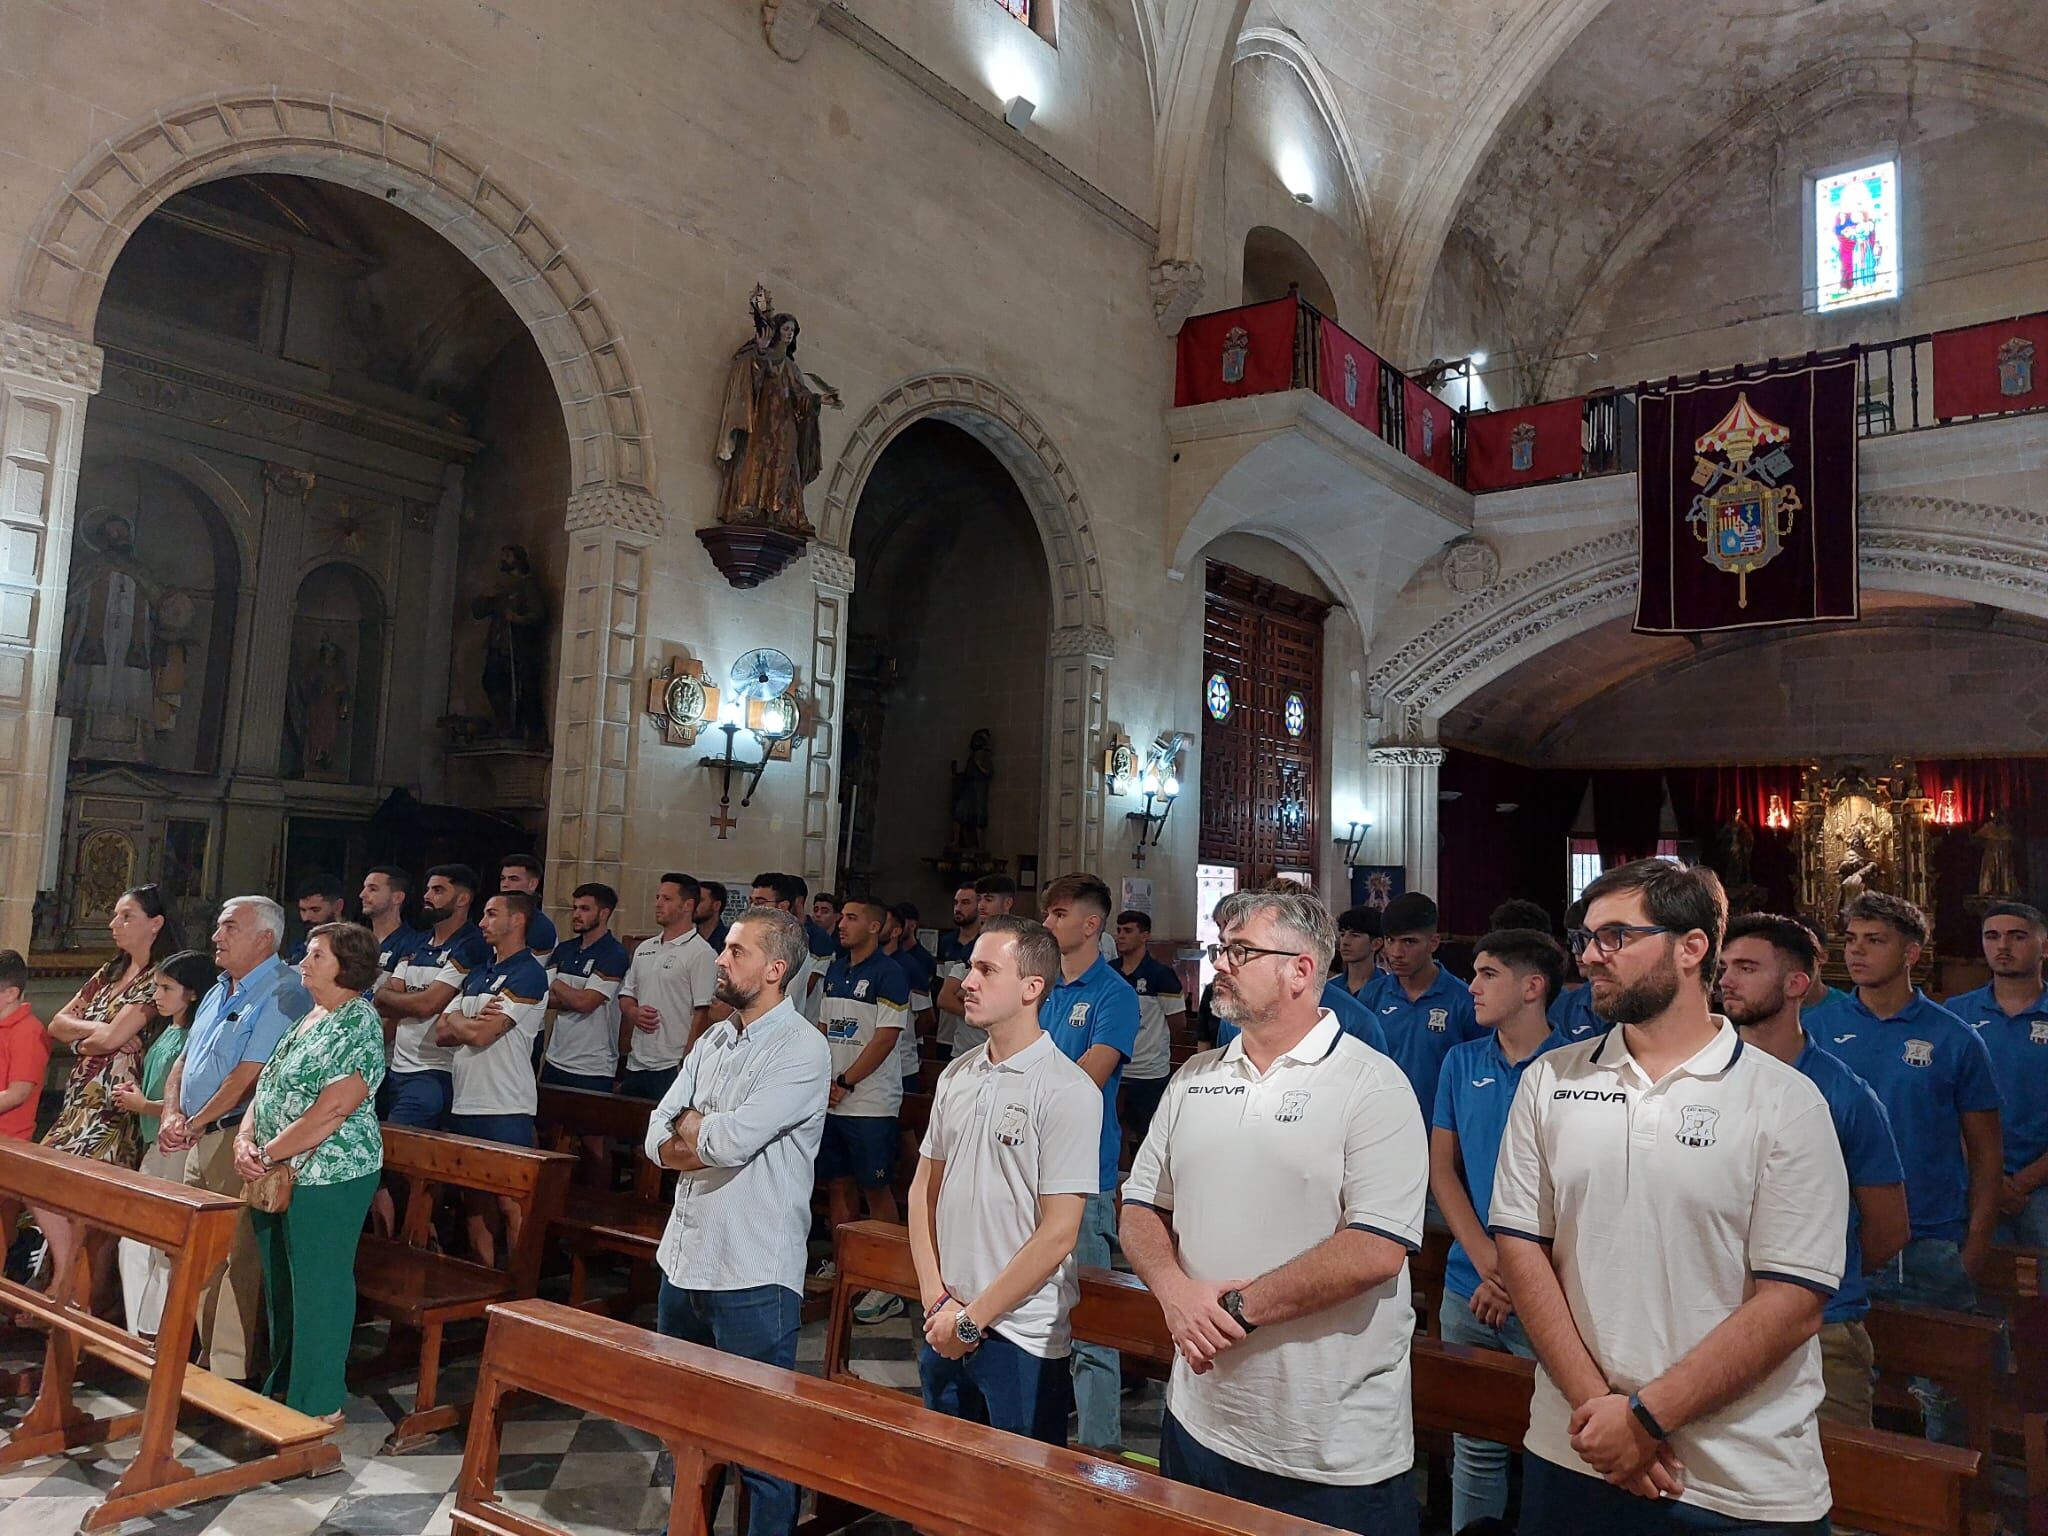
[1437,751,1586,935]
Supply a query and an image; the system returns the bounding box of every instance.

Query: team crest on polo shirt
[1902,1038,1934,1068]
[1427,1008,1449,1032]
[1275,1090,1310,1123]
[1675,1104,1720,1148]
[994,1104,1028,1146]
[2031,1020,2048,1045]
[854,980,870,1000]
[1067,1001,1090,1028]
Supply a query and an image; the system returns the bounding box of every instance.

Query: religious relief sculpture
[1710,808,1764,915]
[949,729,995,853]
[1792,763,1932,935]
[1973,810,2020,899]
[58,511,193,763]
[283,635,353,779]
[699,285,843,589]
[471,544,550,742]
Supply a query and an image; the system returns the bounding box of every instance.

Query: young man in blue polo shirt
[1363,892,1480,1125]
[882,901,936,1096]
[359,866,425,992]
[374,864,492,1131]
[1334,905,1382,1000]
[1039,872,1140,1454]
[283,875,346,966]
[1720,914,1908,1426]
[1945,902,2048,1246]
[542,882,632,1182]
[1430,926,1565,1531]
[1112,907,1185,1149]
[1543,896,1607,1043]
[1811,891,2001,1443]
[499,852,558,957]
[931,883,981,1063]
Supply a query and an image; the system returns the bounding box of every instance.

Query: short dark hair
[975,874,1018,898]
[699,879,728,911]
[426,863,481,898]
[489,890,536,935]
[1474,928,1566,1007]
[0,949,26,996]
[1380,892,1440,937]
[1116,909,1153,931]
[500,852,543,887]
[751,871,806,906]
[840,896,889,923]
[571,882,618,911]
[366,864,412,895]
[1581,859,1728,978]
[1723,913,1823,976]
[1843,891,1929,947]
[295,873,345,902]
[1983,901,2048,932]
[1489,898,1553,935]
[659,872,704,904]
[1337,905,1382,938]
[894,901,921,926]
[1042,873,1111,921]
[308,921,383,991]
[813,891,842,910]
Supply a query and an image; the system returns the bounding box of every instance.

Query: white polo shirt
[621,928,718,1072]
[448,949,550,1115]
[922,1031,1102,1358]
[1489,1017,1848,1523]
[1124,1011,1427,1485]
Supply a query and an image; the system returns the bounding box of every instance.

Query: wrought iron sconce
[700,692,800,839]
[1335,818,1369,865]
[1125,769,1181,849]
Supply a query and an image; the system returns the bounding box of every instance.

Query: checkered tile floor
[0,1306,1169,1536]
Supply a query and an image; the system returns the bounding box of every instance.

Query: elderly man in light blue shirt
[645,906,829,1536]
[157,895,311,1382]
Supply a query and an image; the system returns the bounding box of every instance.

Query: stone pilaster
[1367,744,1448,901]
[801,545,855,887]
[230,463,314,775]
[1049,625,1116,878]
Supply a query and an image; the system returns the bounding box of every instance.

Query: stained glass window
[1813,159,1899,313]
[1206,673,1232,722]
[1283,692,1306,737]
[994,0,1030,22]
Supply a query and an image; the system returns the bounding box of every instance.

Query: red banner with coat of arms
[1931,313,2048,421]
[1314,317,1381,435]
[1466,398,1584,490]
[1635,358,1859,634]
[1403,378,1454,479]
[1173,297,1298,407]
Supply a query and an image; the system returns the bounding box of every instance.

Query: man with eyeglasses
[1492,859,1848,1536]
[1123,887,1426,1535]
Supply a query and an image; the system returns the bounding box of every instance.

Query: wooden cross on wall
[647,654,717,748]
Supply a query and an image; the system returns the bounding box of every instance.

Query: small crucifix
[709,799,739,840]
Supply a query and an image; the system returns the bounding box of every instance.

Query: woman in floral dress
[234,921,386,1419]
[36,884,183,1297]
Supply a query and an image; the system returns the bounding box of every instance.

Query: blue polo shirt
[1545,983,1609,1043]
[807,918,838,959]
[551,929,631,990]
[1811,989,2000,1242]
[1791,1031,1904,1324]
[1433,1028,1563,1300]
[1215,982,1390,1057]
[1042,954,1141,1192]
[1363,965,1482,1114]
[1945,982,2048,1173]
[891,940,936,998]
[177,953,313,1122]
[376,923,428,978]
[527,908,558,957]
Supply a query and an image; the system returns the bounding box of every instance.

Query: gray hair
[1213,887,1336,975]
[732,906,809,991]
[220,895,286,949]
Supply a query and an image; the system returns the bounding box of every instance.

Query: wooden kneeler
[0,1140,341,1531]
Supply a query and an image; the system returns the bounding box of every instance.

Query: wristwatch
[256,1145,276,1170]
[953,1310,984,1348]
[1220,1288,1257,1333]
[834,1074,852,1092]
[1628,1392,1669,1441]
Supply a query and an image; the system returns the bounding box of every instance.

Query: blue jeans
[1998,1184,2048,1246]
[619,1063,681,1102]
[1522,1453,1827,1536]
[1869,1236,1977,1445]
[1439,1290,1533,1532]
[919,1328,1073,1444]
[655,1280,802,1536]
[1072,1190,1121,1450]
[1161,1411,1419,1536]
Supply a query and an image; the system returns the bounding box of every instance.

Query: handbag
[241,1159,295,1213]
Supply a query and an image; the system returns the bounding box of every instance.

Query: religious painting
[1351,865,1404,912]
[1813,159,1899,313]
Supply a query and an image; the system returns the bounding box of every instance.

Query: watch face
[663,675,707,728]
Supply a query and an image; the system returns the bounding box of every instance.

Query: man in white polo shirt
[619,873,717,1101]
[1492,859,1849,1536]
[910,916,1100,1444]
[1123,886,1426,1536]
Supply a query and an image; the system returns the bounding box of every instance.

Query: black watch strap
[1222,1288,1256,1333]
[1629,1393,1669,1441]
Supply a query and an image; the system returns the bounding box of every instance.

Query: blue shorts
[378,1069,452,1130]
[539,1062,618,1095]
[445,1111,537,1148]
[818,1114,896,1189]
[617,1064,681,1102]
[920,1329,1072,1445]
[1162,1412,1419,1536]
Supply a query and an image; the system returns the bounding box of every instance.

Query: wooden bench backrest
[535,1086,659,1196]
[379,1126,575,1295]
[1979,1243,2043,1302]
[468,1299,1342,1536]
[0,1139,238,1252]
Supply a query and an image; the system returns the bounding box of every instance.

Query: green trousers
[249,1170,378,1415]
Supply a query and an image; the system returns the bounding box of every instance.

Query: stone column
[545,484,663,903]
[0,320,102,952]
[1048,625,1115,879]
[230,463,314,775]
[1368,744,1448,900]
[801,545,854,889]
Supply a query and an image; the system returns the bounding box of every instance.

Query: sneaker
[853,1289,906,1325]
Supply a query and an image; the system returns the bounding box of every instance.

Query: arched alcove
[1242,225,1338,315]
[282,562,386,786]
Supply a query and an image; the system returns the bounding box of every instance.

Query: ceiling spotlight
[1003,95,1036,130]
[1293,190,1314,204]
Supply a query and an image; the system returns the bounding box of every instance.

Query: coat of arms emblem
[1684,392,1802,610]
[1426,1008,1449,1033]
[1510,421,1537,472]
[1342,353,1360,409]
[1903,1038,1934,1067]
[995,1104,1028,1146]
[1421,407,1436,455]
[1221,325,1250,385]
[1275,1090,1310,1123]
[1675,1104,1719,1148]
[2030,1019,2048,1046]
[1999,336,2035,398]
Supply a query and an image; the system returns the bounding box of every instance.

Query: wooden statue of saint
[714,284,842,537]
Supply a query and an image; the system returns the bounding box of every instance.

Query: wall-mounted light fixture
[1335,817,1369,865]
[1120,730,1189,866]
[699,650,801,839]
[1003,94,1036,130]
[1126,769,1181,856]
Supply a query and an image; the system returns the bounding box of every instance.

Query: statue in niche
[1835,824,1886,920]
[471,543,550,742]
[1974,810,2020,898]
[59,512,191,761]
[283,635,352,778]
[949,729,995,852]
[1713,809,1755,890]
[714,285,842,536]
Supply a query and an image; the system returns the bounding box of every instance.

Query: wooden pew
[824,1220,1980,1536]
[352,1125,575,1452]
[533,1086,664,1312]
[0,1140,340,1530]
[1866,1302,2004,1465]
[1979,1243,2044,1305]
[453,1297,1342,1536]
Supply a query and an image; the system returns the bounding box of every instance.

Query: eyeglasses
[1204,941,1306,970]
[1567,923,1674,958]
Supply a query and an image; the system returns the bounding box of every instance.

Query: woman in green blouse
[234,921,386,1419]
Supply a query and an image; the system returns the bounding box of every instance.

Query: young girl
[112,950,217,1337]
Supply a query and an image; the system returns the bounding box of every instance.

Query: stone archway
[803,372,1113,889]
